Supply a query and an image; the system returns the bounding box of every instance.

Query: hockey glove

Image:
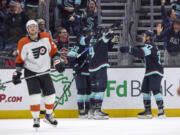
[53,60,65,73]
[111,35,119,43]
[12,71,22,85]
[120,46,131,53]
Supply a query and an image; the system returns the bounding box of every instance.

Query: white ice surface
[0,118,180,135]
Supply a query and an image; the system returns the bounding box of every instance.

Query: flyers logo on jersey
[32,46,47,59]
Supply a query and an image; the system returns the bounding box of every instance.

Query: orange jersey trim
[45,104,54,110]
[30,104,40,111]
[16,36,31,64]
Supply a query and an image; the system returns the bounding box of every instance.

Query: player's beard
[29,31,38,37]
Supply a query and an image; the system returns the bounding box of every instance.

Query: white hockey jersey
[16,32,58,73]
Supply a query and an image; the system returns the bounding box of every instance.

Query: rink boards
[0,68,180,118]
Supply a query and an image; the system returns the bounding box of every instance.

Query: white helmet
[26,20,38,32]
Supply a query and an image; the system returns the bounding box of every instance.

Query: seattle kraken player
[67,28,91,118]
[120,30,165,119]
[88,26,118,119]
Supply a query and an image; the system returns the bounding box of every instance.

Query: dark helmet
[144,30,154,38]
[81,27,91,35]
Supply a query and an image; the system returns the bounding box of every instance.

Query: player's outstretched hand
[119,46,130,53]
[53,60,65,73]
[12,71,22,85]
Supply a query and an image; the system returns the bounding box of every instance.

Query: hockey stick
[40,55,89,114]
[76,14,130,58]
[76,30,114,58]
[40,74,76,114]
[0,69,57,89]
[128,21,136,46]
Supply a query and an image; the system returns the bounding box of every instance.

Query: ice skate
[88,108,95,119]
[43,113,58,127]
[33,118,40,131]
[158,109,166,119]
[94,109,109,120]
[138,110,152,119]
[78,109,88,119]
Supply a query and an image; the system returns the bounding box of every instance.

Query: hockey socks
[154,93,165,117]
[94,92,109,120]
[77,94,90,118]
[138,93,152,119]
[43,94,58,126]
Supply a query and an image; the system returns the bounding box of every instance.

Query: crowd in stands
[0,0,98,68]
[156,0,180,66]
[1,0,180,68]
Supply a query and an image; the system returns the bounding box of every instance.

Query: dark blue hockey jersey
[88,33,114,72]
[67,35,89,75]
[130,42,164,77]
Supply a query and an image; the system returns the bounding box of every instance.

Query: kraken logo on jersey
[32,46,47,59]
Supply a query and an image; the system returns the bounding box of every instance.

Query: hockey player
[88,26,118,119]
[120,30,165,119]
[67,27,91,118]
[12,20,65,129]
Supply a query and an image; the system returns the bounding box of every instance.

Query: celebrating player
[120,30,165,119]
[68,27,91,118]
[88,26,118,119]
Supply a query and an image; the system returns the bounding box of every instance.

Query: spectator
[0,0,9,14]
[49,0,57,35]
[156,14,180,66]
[160,0,177,50]
[171,0,180,15]
[0,0,9,49]
[60,0,81,37]
[4,0,28,49]
[55,27,69,51]
[161,0,176,28]
[82,0,98,32]
[25,0,45,20]
[36,18,52,38]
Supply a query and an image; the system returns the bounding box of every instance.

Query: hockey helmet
[144,30,154,38]
[81,27,91,35]
[26,20,38,31]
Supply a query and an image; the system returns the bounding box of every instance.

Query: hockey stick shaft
[40,55,89,114]
[40,75,76,114]
[76,14,130,58]
[76,30,114,58]
[0,69,57,86]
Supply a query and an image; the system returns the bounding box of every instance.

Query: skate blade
[88,114,94,119]
[43,119,57,127]
[79,115,88,119]
[94,116,109,120]
[138,115,152,119]
[154,114,166,119]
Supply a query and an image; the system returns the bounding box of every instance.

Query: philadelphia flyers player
[12,20,65,130]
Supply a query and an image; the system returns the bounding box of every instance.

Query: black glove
[54,60,65,73]
[12,71,22,85]
[120,46,131,53]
